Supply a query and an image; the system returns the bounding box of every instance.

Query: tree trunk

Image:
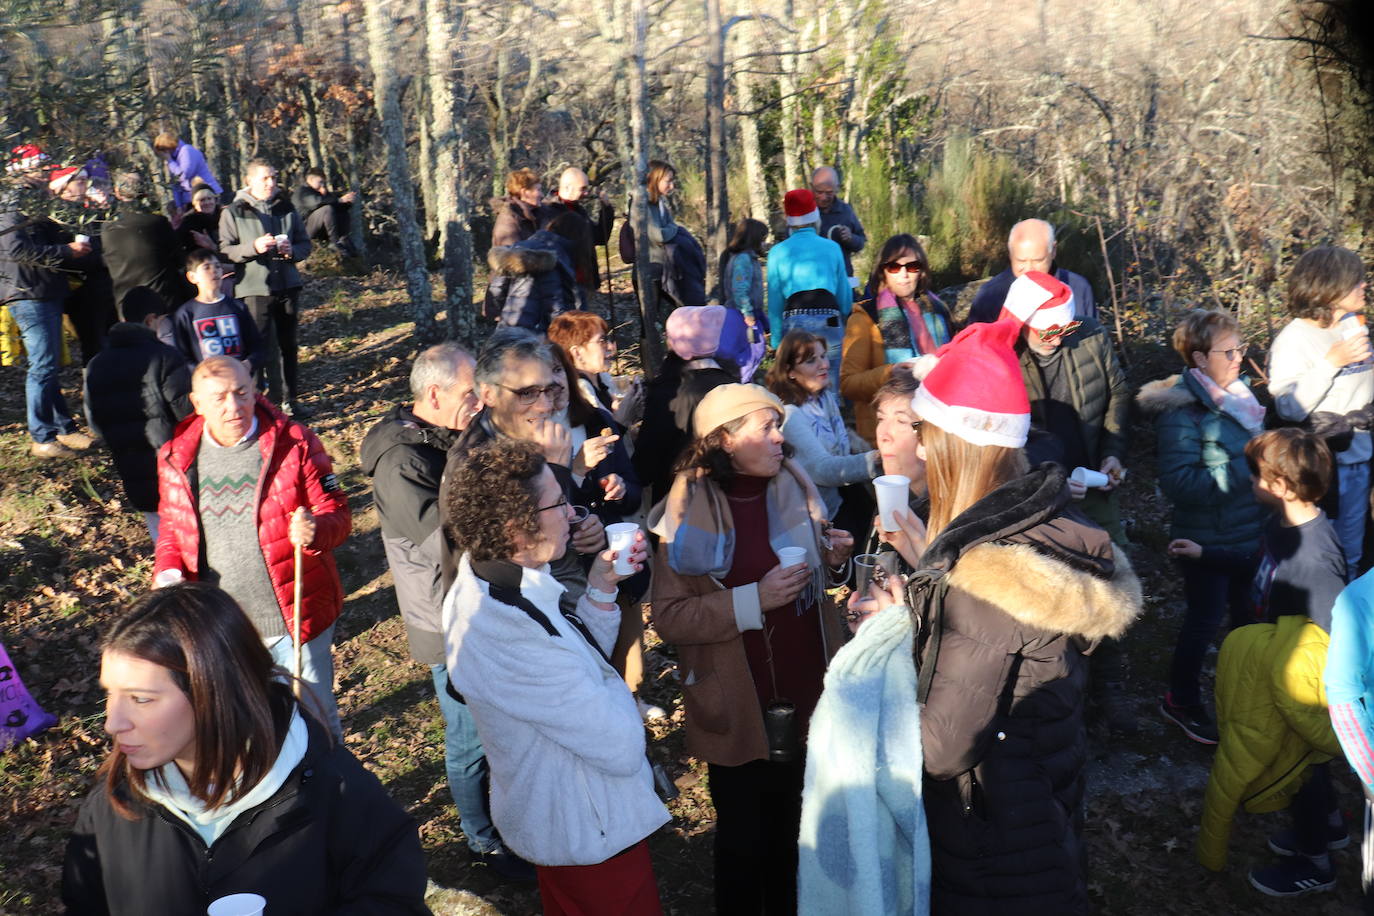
[778,0,802,190]
[363,0,438,341]
[425,0,476,343]
[734,21,771,222]
[416,74,439,241]
[286,0,325,170]
[224,60,252,184]
[703,0,729,293]
[338,8,368,258]
[627,0,663,374]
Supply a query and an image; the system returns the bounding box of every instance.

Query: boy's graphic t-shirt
[193,310,248,359]
[162,296,262,369]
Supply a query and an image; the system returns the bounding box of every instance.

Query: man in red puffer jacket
[154,355,351,737]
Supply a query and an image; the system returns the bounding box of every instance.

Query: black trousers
[63,272,117,367]
[305,203,350,244]
[707,758,804,916]
[242,290,300,404]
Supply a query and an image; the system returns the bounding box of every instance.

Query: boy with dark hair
[160,248,262,373]
[84,286,192,541]
[1189,428,1348,897]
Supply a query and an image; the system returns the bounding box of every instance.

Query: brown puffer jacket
[911,464,1142,915]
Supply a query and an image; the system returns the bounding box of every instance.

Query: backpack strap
[905,567,950,705]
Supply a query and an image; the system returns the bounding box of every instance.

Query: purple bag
[0,641,58,751]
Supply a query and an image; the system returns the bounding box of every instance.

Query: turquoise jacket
[1136,372,1264,552]
[765,226,852,335]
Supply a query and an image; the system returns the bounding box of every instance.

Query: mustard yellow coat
[1197,615,1341,870]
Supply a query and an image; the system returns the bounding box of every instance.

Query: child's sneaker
[1159,692,1218,745]
[1267,824,1350,856]
[1249,858,1336,897]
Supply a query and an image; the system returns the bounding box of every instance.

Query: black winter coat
[912,465,1142,915]
[100,209,192,314]
[632,354,739,506]
[483,231,576,332]
[82,323,192,511]
[61,716,430,916]
[0,190,78,304]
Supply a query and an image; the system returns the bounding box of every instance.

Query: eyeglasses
[536,495,569,514]
[1209,343,1248,362]
[1034,321,1082,343]
[911,419,923,438]
[500,383,562,405]
[882,261,924,275]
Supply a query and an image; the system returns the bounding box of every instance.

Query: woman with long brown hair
[640,159,706,309]
[800,319,1141,915]
[62,583,428,915]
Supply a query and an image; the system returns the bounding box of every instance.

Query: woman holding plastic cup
[799,320,1142,914]
[62,584,428,915]
[650,383,852,914]
[766,329,880,552]
[443,438,667,913]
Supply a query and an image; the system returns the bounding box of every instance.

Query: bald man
[153,355,351,737]
[967,218,1097,324]
[544,167,615,307]
[811,166,866,276]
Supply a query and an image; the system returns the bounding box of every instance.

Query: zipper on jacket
[576,766,607,838]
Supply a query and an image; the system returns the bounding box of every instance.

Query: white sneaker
[637,697,667,721]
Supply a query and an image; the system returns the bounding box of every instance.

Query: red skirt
[536,839,663,916]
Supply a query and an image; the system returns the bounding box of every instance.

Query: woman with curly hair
[62,583,428,914]
[442,437,667,914]
[650,383,854,914]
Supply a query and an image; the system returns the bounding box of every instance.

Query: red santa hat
[910,318,1030,448]
[783,189,819,227]
[47,165,86,193]
[999,270,1075,330]
[6,144,48,174]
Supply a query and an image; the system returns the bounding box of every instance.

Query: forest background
[6,1,1374,914]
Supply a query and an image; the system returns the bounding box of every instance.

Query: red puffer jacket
[154,396,351,644]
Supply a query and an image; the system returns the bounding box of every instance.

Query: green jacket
[1197,615,1338,870]
[217,190,311,298]
[1018,317,1128,465]
[1136,372,1264,551]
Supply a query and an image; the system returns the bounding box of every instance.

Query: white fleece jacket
[1268,318,1374,463]
[442,556,669,866]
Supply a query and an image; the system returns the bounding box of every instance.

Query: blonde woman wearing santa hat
[798,319,1142,916]
[650,383,853,915]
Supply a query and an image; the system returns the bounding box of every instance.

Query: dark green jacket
[217,189,310,298]
[1019,317,1129,465]
[1137,372,1264,551]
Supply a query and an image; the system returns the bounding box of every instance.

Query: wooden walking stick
[292,509,304,700]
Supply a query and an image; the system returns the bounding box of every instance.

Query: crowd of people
[4,136,1374,915]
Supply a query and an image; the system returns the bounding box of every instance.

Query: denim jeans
[429,664,500,854]
[782,308,844,391]
[1334,461,1370,581]
[7,298,76,443]
[1169,556,1255,706]
[268,623,341,740]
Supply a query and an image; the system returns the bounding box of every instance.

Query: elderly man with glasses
[1000,271,1136,732]
[439,328,606,617]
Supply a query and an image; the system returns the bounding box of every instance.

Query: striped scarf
[877,289,951,365]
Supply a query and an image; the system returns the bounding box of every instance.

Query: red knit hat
[910,318,1030,448]
[783,189,819,227]
[6,144,47,174]
[1000,270,1075,330]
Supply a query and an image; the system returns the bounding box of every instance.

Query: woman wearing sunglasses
[1138,309,1266,745]
[840,234,954,443]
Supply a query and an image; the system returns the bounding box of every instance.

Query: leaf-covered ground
[0,263,1365,914]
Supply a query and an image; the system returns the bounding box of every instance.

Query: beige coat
[651,475,847,767]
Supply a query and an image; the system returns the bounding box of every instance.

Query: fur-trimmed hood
[946,538,1142,640]
[1136,373,1200,415]
[487,244,557,276]
[919,462,1143,640]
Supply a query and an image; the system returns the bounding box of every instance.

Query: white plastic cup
[776,546,807,569]
[1341,314,1368,341]
[605,522,639,576]
[874,475,911,532]
[74,233,90,245]
[207,894,266,916]
[274,233,289,244]
[1070,467,1110,489]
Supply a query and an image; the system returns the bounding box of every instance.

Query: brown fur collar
[945,540,1143,640]
[1136,374,1200,414]
[487,245,557,276]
